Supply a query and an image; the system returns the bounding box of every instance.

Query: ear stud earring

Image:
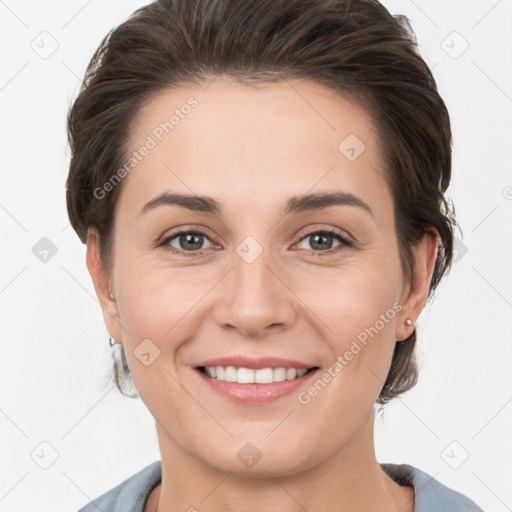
[405,318,414,333]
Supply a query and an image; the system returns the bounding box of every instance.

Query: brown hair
[66,0,457,404]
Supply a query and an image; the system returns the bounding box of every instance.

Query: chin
[197,435,318,478]
[213,456,310,479]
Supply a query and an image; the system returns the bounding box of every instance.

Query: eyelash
[156,227,354,258]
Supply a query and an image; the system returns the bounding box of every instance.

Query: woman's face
[88,77,436,476]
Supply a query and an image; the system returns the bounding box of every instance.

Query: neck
[150,409,414,512]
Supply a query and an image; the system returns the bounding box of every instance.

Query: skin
[86,77,438,512]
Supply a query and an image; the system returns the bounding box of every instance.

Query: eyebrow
[139,191,373,218]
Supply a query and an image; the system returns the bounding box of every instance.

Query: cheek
[294,285,399,442]
[112,262,217,409]
[115,258,213,339]
[301,256,401,339]
[297,260,401,394]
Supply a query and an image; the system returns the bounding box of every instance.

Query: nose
[213,245,296,338]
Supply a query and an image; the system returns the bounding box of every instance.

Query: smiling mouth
[196,366,319,384]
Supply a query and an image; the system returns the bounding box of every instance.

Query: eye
[296,228,353,254]
[158,229,214,256]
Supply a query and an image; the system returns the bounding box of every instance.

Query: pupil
[181,233,202,250]
[311,233,333,250]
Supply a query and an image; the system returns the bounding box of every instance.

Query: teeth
[203,366,311,383]
[237,367,254,383]
[286,368,297,380]
[224,366,237,382]
[255,367,273,383]
[273,367,286,382]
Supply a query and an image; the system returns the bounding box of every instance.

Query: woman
[66,0,484,510]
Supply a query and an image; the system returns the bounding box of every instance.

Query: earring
[405,318,414,333]
[109,336,117,346]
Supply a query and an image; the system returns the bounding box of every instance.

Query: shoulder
[77,460,162,512]
[381,463,485,512]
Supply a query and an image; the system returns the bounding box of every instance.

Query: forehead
[118,77,391,221]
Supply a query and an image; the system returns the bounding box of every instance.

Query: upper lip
[195,356,317,370]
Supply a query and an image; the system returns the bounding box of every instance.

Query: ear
[86,227,123,343]
[396,228,439,341]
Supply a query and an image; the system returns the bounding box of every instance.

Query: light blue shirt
[77,460,485,511]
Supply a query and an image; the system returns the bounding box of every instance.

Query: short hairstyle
[66,0,458,404]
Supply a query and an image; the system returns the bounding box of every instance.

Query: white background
[0,1,511,510]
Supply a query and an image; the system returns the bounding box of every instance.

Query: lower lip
[195,369,318,403]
